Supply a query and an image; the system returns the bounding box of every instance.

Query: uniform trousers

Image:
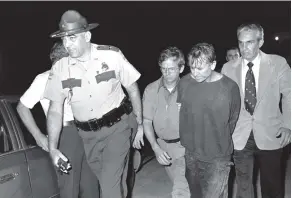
[58,124,100,198]
[77,113,133,198]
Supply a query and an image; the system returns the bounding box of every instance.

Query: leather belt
[63,120,75,127]
[74,97,133,132]
[162,138,180,143]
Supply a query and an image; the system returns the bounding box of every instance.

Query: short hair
[50,41,69,65]
[227,47,239,53]
[158,46,185,68]
[237,23,264,41]
[188,43,216,67]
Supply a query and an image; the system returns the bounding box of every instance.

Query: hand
[133,124,144,149]
[49,148,71,173]
[153,144,171,166]
[276,127,291,147]
[35,134,49,152]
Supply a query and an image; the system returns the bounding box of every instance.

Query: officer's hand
[152,144,171,166]
[276,127,291,147]
[35,133,49,152]
[49,148,71,171]
[133,124,144,149]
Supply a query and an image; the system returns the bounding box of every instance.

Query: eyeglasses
[160,67,179,73]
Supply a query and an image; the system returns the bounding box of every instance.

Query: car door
[0,100,33,198]
[7,99,60,198]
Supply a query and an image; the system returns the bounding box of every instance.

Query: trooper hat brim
[50,23,99,38]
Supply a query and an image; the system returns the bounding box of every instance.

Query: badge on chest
[61,78,82,89]
[95,62,116,84]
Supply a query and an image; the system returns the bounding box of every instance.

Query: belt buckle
[87,119,98,131]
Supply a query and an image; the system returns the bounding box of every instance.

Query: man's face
[190,58,214,83]
[238,29,263,62]
[160,58,183,83]
[226,49,240,61]
[61,32,88,58]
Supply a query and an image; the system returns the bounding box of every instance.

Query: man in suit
[221,23,291,198]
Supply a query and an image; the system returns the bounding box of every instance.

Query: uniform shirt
[143,77,185,160]
[20,71,74,123]
[242,53,260,92]
[44,44,141,122]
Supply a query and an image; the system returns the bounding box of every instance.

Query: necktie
[244,62,257,115]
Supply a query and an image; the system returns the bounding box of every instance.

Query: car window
[10,101,47,147]
[0,114,13,153]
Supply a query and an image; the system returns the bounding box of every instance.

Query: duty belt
[74,97,133,132]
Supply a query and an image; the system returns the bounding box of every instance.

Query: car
[0,95,155,198]
[0,95,59,198]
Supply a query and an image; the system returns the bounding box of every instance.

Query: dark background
[0,1,290,95]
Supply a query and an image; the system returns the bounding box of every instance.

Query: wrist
[151,142,160,150]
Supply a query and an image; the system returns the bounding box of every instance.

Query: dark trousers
[233,132,284,198]
[78,114,132,198]
[185,150,232,198]
[58,125,99,198]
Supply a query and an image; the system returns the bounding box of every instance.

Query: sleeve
[20,74,47,109]
[142,85,156,121]
[117,50,141,88]
[229,82,241,134]
[279,60,291,130]
[43,63,67,102]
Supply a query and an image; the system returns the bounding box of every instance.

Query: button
[89,95,92,98]
[90,109,93,111]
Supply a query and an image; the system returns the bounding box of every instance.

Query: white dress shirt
[20,71,74,123]
[242,53,261,93]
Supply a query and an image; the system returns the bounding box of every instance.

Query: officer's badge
[101,62,109,72]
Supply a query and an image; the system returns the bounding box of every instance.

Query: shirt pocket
[70,87,84,103]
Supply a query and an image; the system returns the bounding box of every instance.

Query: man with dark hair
[226,47,240,62]
[177,42,241,198]
[142,46,190,198]
[222,23,291,198]
[44,10,143,198]
[17,41,99,198]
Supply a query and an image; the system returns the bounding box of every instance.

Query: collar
[243,52,261,68]
[68,43,99,65]
[157,77,180,93]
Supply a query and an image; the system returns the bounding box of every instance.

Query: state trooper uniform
[20,71,99,198]
[45,41,140,197]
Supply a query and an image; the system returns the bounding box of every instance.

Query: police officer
[17,41,99,198]
[44,10,144,198]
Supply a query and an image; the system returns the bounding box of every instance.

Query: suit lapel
[255,51,274,109]
[231,59,245,107]
[234,59,243,95]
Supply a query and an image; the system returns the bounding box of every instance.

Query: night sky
[0,1,290,95]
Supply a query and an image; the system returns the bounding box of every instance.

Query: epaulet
[96,45,120,52]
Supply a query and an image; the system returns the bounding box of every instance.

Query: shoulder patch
[96,45,120,52]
